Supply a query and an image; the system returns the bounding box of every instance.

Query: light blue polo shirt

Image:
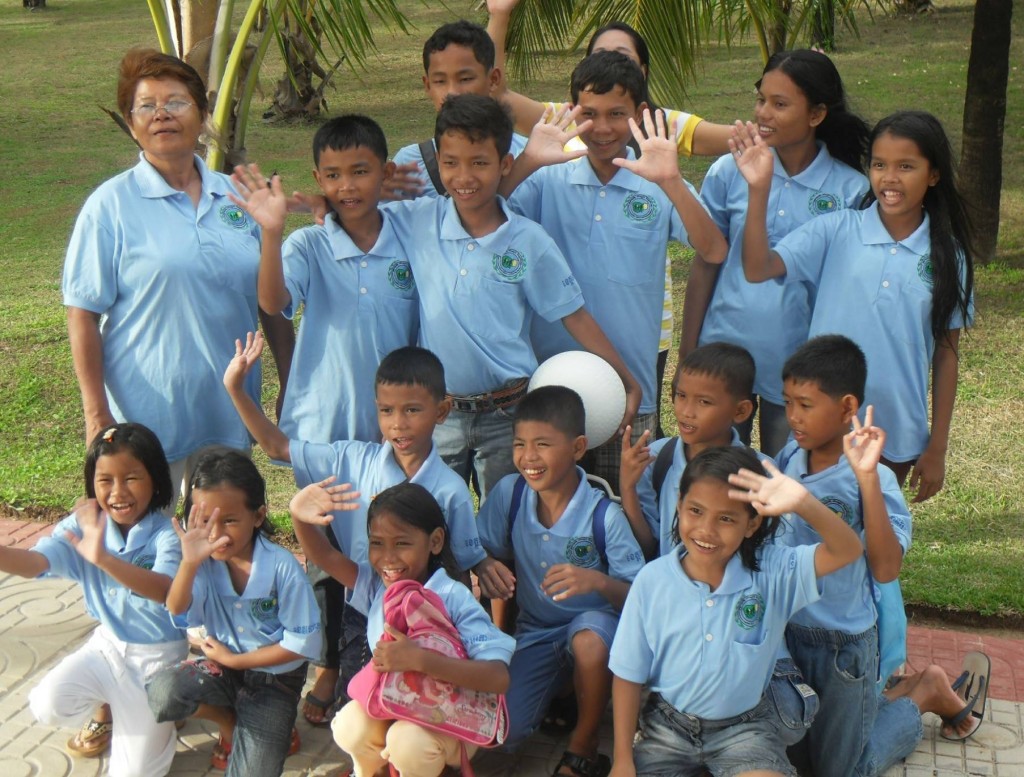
[508,152,689,415]
[384,196,584,396]
[350,565,516,664]
[62,153,261,462]
[477,468,645,649]
[698,145,867,404]
[34,511,184,645]
[610,543,820,719]
[290,439,484,571]
[774,441,912,634]
[775,202,972,461]
[392,134,528,198]
[171,535,322,674]
[278,209,418,444]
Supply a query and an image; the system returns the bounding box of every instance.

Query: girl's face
[192,485,266,563]
[590,30,647,76]
[368,510,444,587]
[753,69,825,151]
[676,478,762,573]
[869,131,938,223]
[93,450,154,528]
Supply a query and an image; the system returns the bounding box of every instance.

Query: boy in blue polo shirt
[506,51,727,487]
[391,20,527,199]
[773,335,913,776]
[620,342,756,559]
[475,386,644,777]
[385,93,639,500]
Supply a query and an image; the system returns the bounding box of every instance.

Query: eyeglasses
[131,100,194,119]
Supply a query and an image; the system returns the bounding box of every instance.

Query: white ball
[529,351,626,449]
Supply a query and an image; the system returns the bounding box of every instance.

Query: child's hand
[522,105,593,169]
[372,625,422,673]
[475,557,516,600]
[67,499,108,565]
[286,190,331,225]
[174,502,229,564]
[619,426,654,492]
[909,444,945,503]
[541,563,601,601]
[844,406,885,477]
[729,120,774,191]
[486,0,520,15]
[728,459,810,517]
[199,636,238,669]
[223,331,264,393]
[289,476,361,525]
[381,162,425,201]
[229,163,288,232]
[611,109,680,187]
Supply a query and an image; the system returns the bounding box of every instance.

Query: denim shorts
[633,692,796,777]
[767,657,819,746]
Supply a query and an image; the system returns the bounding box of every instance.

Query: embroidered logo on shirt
[734,593,765,630]
[388,259,414,291]
[219,204,250,230]
[821,496,855,526]
[492,248,527,281]
[917,253,934,288]
[250,596,279,622]
[891,515,909,535]
[808,192,840,215]
[132,554,156,571]
[622,193,659,224]
[565,536,601,569]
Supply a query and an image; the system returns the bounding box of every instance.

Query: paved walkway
[2,518,1023,776]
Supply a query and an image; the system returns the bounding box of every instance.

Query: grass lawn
[0,0,1021,618]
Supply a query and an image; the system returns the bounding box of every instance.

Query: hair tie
[102,427,116,443]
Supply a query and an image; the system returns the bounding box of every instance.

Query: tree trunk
[811,0,837,51]
[960,0,1012,265]
[265,5,333,122]
[769,0,793,55]
[180,0,218,81]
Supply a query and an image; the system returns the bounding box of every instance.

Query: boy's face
[423,44,498,112]
[575,86,646,165]
[375,382,450,460]
[782,378,857,453]
[437,130,513,215]
[513,419,586,493]
[673,370,753,449]
[313,146,393,223]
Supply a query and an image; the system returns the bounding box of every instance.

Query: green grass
[1,0,1022,617]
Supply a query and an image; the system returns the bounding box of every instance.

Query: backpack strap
[651,437,679,507]
[417,140,448,198]
[507,475,528,546]
[510,474,608,565]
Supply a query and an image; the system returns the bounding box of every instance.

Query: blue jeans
[335,605,370,704]
[786,623,878,777]
[735,396,791,458]
[502,611,619,749]
[146,658,305,777]
[433,406,517,500]
[633,692,796,777]
[856,695,923,776]
[767,657,819,747]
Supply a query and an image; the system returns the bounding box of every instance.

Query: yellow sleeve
[664,108,704,157]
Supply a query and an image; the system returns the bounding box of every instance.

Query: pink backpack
[347,579,509,775]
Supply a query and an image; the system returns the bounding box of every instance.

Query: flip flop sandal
[210,735,232,771]
[941,650,991,741]
[302,691,335,727]
[552,750,611,777]
[541,693,578,735]
[66,718,113,758]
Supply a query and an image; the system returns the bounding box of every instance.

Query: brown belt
[446,377,529,414]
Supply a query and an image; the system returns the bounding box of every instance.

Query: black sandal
[552,750,611,777]
[541,693,578,734]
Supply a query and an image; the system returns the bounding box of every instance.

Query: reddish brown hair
[117,48,208,120]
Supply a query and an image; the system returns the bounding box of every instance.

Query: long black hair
[367,483,459,580]
[864,111,975,347]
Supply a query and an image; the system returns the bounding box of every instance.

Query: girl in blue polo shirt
[734,110,975,501]
[289,481,514,777]
[146,451,322,777]
[0,423,187,777]
[608,447,862,777]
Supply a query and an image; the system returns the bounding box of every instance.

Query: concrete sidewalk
[2,519,1023,776]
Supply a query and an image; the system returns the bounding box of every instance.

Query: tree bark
[960,0,1012,265]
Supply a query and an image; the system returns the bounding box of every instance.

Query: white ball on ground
[529,351,626,449]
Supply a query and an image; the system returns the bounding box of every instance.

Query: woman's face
[128,78,204,162]
[590,30,647,77]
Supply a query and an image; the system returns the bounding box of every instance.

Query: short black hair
[782,335,867,403]
[435,93,513,157]
[675,342,756,399]
[85,422,172,514]
[375,346,447,401]
[570,50,648,110]
[422,20,495,73]
[514,386,585,439]
[312,114,388,167]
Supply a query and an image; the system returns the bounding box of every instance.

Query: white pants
[28,626,188,777]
